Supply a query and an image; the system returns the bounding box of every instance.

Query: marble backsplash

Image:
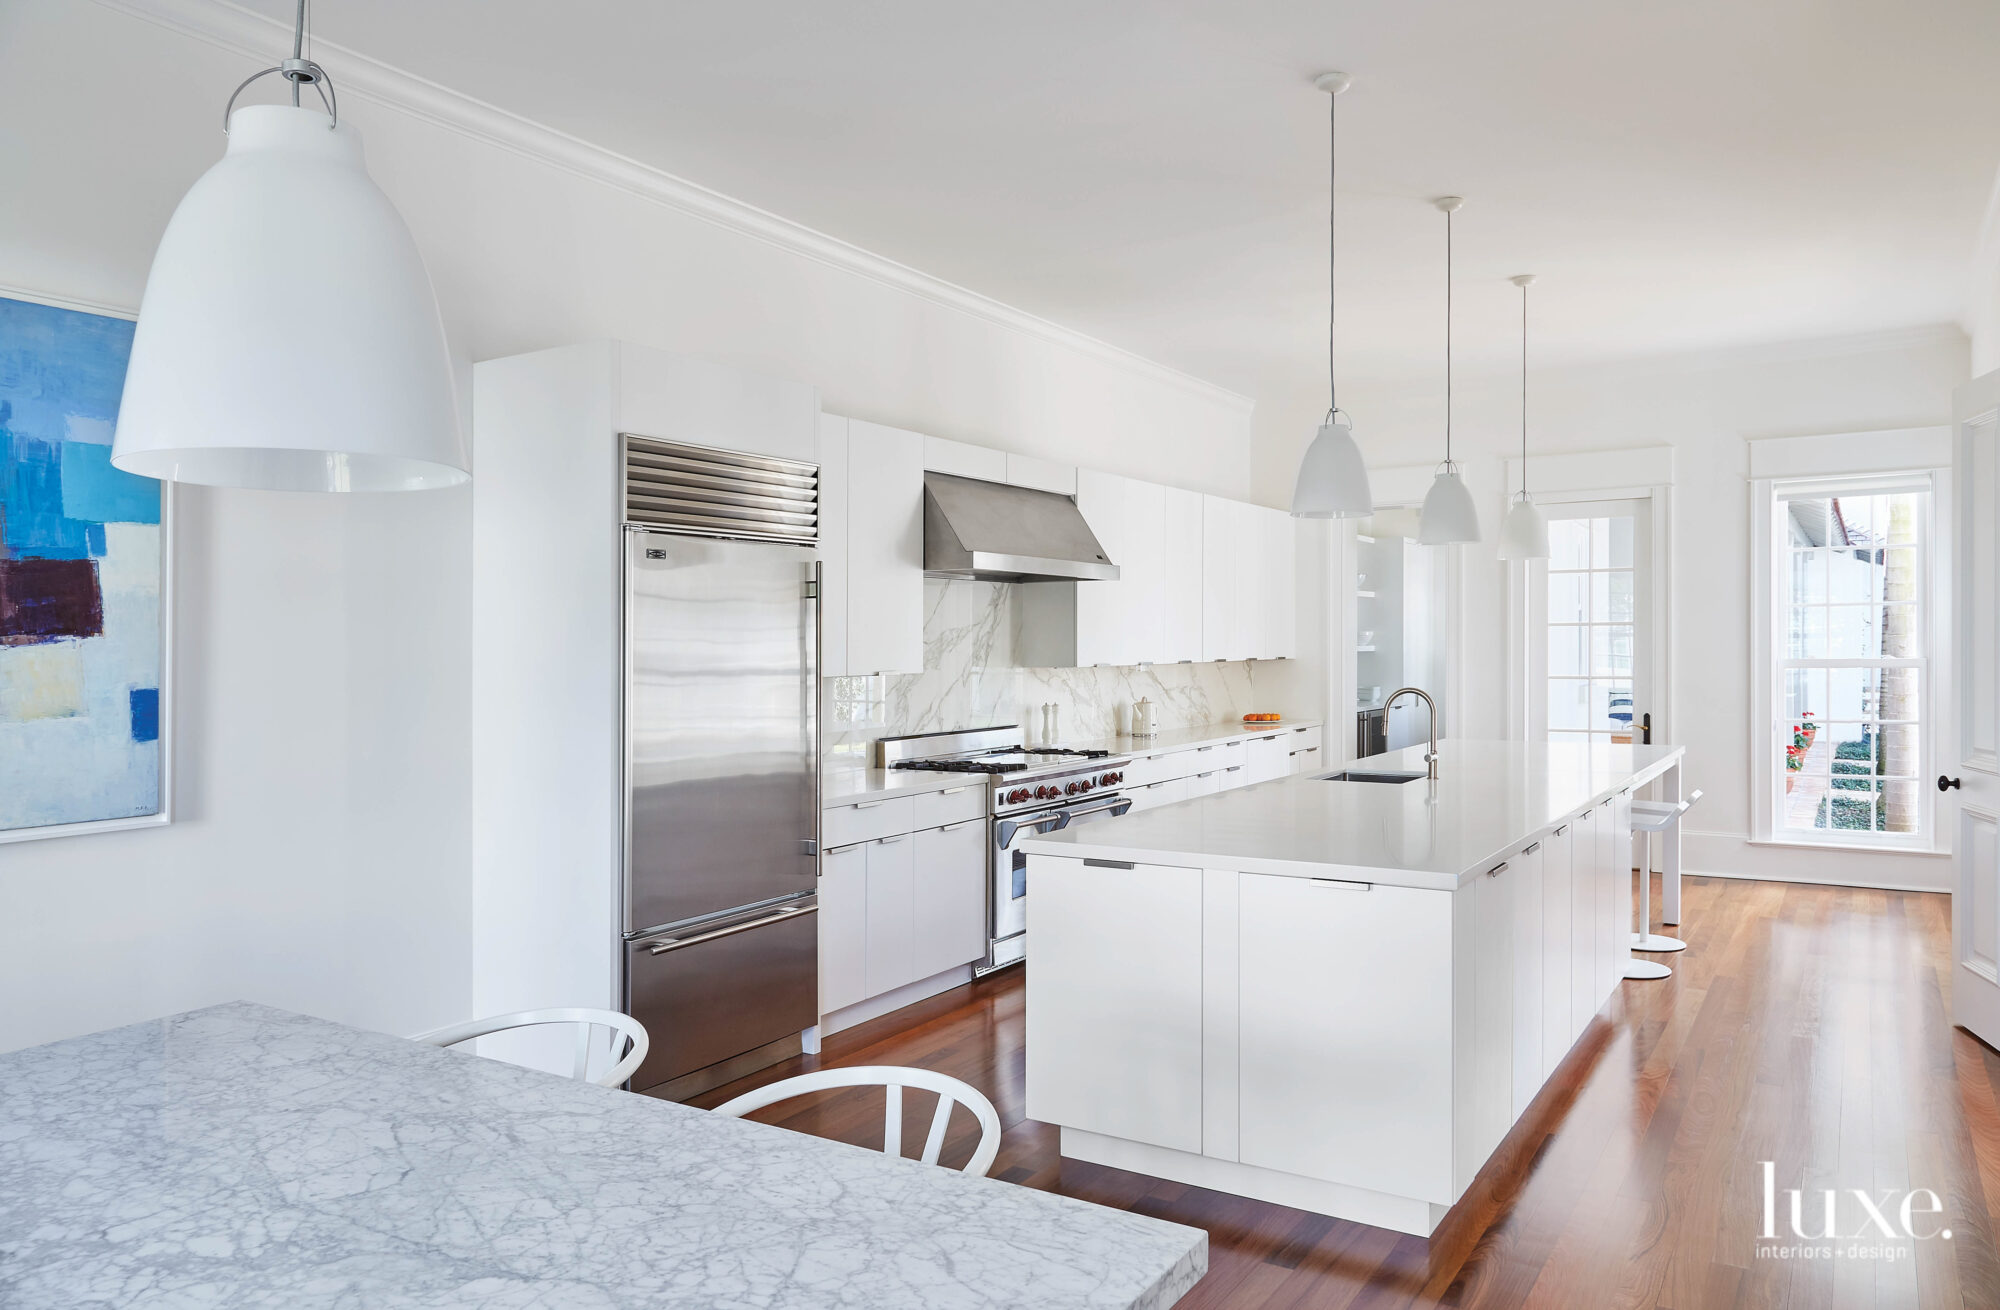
[826,579,1293,762]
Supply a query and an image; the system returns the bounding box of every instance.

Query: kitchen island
[0,1002,1206,1309]
[1018,738,1685,1237]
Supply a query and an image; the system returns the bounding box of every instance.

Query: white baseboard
[1684,866,1949,896]
[819,965,975,1038]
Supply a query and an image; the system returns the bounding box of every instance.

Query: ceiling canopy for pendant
[1497,273,1550,561]
[1418,196,1478,545]
[1290,71,1372,520]
[112,0,465,492]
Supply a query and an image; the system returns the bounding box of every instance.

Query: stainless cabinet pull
[939,820,978,833]
[853,800,888,810]
[648,908,820,960]
[940,785,974,795]
[1523,842,1541,854]
[1083,858,1135,870]
[1196,745,1215,752]
[1225,765,1242,772]
[1309,877,1371,891]
[1487,862,1507,877]
[875,834,906,845]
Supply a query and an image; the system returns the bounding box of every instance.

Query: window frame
[1751,471,1939,852]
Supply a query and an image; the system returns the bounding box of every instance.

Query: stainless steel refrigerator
[621,526,819,1099]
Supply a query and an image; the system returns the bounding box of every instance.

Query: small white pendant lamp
[112,0,465,492]
[1417,197,1479,544]
[1291,71,1373,519]
[1496,273,1550,561]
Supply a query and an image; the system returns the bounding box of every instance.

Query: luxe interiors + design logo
[1757,1162,1952,1263]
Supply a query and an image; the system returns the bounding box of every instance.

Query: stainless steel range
[875,726,1132,974]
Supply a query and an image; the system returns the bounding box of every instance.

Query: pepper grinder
[1041,702,1060,746]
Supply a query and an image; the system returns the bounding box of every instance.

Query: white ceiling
[239,0,2000,403]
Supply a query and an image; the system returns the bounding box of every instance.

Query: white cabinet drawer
[864,834,917,996]
[1290,724,1323,752]
[1289,745,1322,776]
[1185,769,1222,798]
[818,842,868,1014]
[911,783,984,830]
[822,795,915,848]
[1124,750,1188,788]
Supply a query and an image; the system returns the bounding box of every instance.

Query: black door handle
[1640,712,1652,746]
[1940,775,1962,792]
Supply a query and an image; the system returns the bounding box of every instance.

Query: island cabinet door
[1606,788,1634,998]
[1569,806,1602,1035]
[1237,873,1456,1205]
[1471,860,1516,1175]
[1509,842,1545,1120]
[1024,855,1204,1155]
[1539,822,1575,1078]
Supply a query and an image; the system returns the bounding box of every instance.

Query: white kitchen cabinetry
[1290,745,1323,775]
[1185,769,1222,798]
[842,420,925,676]
[1245,732,1289,784]
[1127,776,1191,813]
[1025,859,1205,1155]
[1471,859,1515,1177]
[1233,501,1266,662]
[1237,873,1455,1205]
[1162,488,1205,663]
[1261,508,1297,659]
[1507,842,1544,1119]
[910,820,988,980]
[1005,454,1076,495]
[923,435,1006,482]
[863,834,917,997]
[818,843,868,1014]
[1199,497,1296,662]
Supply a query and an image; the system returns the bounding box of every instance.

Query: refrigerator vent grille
[622,435,818,543]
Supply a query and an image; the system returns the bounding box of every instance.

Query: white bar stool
[1631,789,1702,958]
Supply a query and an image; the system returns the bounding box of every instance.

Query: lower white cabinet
[1185,769,1222,798]
[1290,745,1322,775]
[1237,872,1455,1204]
[1471,858,1515,1175]
[821,809,989,1017]
[1245,732,1289,783]
[864,834,916,997]
[818,842,868,1014]
[911,820,988,980]
[1127,776,1190,813]
[1507,842,1544,1119]
[1025,857,1205,1154]
[1569,805,1601,1035]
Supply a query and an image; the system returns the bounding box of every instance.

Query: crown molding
[91,0,1253,416]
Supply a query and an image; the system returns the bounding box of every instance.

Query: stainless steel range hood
[923,472,1119,582]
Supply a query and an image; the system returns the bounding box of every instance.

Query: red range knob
[1036,785,1055,800]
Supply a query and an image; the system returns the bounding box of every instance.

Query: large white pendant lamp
[1417,196,1478,544]
[1496,273,1550,561]
[112,0,465,492]
[1290,71,1372,519]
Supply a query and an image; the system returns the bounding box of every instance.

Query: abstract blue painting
[0,294,166,839]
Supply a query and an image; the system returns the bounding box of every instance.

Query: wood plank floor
[691,876,2000,1308]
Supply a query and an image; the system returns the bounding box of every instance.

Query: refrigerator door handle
[646,901,819,955]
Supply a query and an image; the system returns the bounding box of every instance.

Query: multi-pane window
[1775,486,1927,840]
[1547,515,1635,747]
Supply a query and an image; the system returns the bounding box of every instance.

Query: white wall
[0,0,1254,1053]
[1256,326,1968,891]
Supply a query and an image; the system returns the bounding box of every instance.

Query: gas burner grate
[890,759,1027,775]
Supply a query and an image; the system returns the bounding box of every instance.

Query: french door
[1527,498,1656,751]
[1951,369,2000,1049]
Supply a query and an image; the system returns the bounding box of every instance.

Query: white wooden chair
[710,1065,1003,1177]
[412,1008,649,1088]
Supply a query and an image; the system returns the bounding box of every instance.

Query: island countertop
[0,1002,1206,1309]
[1021,738,1684,891]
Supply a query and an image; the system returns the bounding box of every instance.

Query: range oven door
[984,793,1131,973]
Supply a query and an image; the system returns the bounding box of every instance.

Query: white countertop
[0,1003,1207,1309]
[821,720,1323,808]
[1021,738,1684,891]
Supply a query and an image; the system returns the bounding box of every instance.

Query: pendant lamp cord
[291,0,307,105]
[1520,278,1528,495]
[1444,205,1453,467]
[1327,88,1338,421]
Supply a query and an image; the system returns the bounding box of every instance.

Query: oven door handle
[1060,797,1133,823]
[995,811,1068,849]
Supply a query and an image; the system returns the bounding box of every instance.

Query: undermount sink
[1319,769,1428,784]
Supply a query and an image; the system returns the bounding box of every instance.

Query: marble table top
[0,1002,1206,1308]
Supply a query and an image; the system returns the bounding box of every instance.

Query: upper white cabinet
[1072,470,1163,667]
[1260,507,1297,660]
[816,415,851,677]
[1161,488,1205,663]
[1201,496,1241,661]
[1006,454,1077,495]
[924,436,1007,482]
[837,419,925,676]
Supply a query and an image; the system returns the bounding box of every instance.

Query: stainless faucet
[1386,686,1439,779]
